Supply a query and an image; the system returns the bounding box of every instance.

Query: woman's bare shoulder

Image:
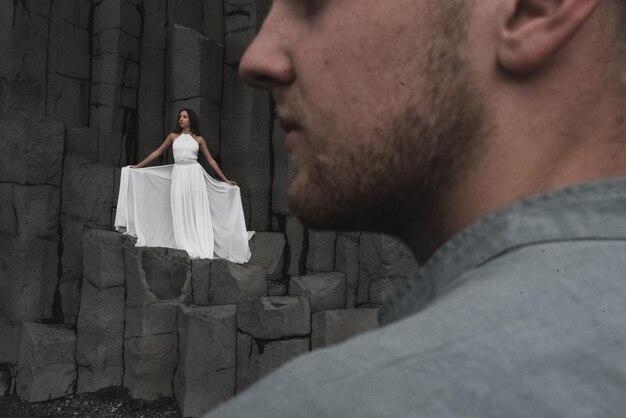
[166,132,180,142]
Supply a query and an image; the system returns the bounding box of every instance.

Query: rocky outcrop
[76,229,125,393]
[236,334,309,393]
[123,246,192,400]
[311,309,379,350]
[238,296,311,340]
[289,273,347,313]
[174,304,237,417]
[16,323,77,402]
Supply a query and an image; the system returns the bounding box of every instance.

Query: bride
[114,109,252,263]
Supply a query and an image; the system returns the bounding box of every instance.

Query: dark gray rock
[174,304,237,417]
[207,260,267,305]
[59,217,84,326]
[311,309,379,350]
[0,113,64,186]
[359,234,417,305]
[16,322,77,402]
[169,24,223,104]
[3,0,50,115]
[125,246,192,307]
[289,273,347,313]
[46,0,90,127]
[124,302,180,338]
[137,47,167,162]
[0,184,60,363]
[191,259,212,305]
[285,216,306,276]
[247,232,286,282]
[271,119,289,215]
[238,296,310,340]
[202,0,224,43]
[66,128,99,161]
[76,228,126,392]
[306,230,336,273]
[62,154,115,227]
[142,0,168,50]
[0,369,9,396]
[46,75,90,128]
[220,65,272,231]
[123,333,178,400]
[0,320,21,365]
[267,281,288,297]
[83,228,126,289]
[335,234,360,308]
[76,281,125,393]
[169,0,204,33]
[236,334,309,393]
[123,246,190,400]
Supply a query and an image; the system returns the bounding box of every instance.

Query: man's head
[240,0,626,259]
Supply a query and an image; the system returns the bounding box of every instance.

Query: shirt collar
[379,178,626,325]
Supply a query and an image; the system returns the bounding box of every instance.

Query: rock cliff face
[0,0,418,414]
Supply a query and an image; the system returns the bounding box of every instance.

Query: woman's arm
[131,133,175,168]
[198,136,237,186]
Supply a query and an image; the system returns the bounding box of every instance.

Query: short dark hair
[174,108,202,136]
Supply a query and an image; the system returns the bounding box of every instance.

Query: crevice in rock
[225,9,250,19]
[0,179,61,188]
[267,99,275,232]
[53,71,91,82]
[300,227,309,276]
[12,0,29,30]
[44,0,53,118]
[121,107,139,166]
[51,126,68,325]
[87,0,94,127]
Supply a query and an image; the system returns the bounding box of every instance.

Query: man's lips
[278,117,302,153]
[278,117,299,133]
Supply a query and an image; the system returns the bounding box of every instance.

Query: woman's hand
[226,179,237,186]
[130,165,140,169]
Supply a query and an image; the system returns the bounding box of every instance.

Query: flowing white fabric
[114,133,252,263]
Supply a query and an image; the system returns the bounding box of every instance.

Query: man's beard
[287,14,486,237]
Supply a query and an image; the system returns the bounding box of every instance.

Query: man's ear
[497,0,601,74]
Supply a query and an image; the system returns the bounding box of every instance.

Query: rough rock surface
[0,369,9,396]
[16,323,77,402]
[335,234,361,308]
[307,230,337,273]
[208,260,267,305]
[220,0,272,231]
[0,114,65,349]
[124,247,192,400]
[359,234,418,305]
[311,309,379,350]
[174,304,237,417]
[238,296,311,340]
[192,259,267,306]
[285,216,306,276]
[236,334,309,393]
[247,232,286,281]
[76,229,126,393]
[289,273,347,313]
[123,334,179,401]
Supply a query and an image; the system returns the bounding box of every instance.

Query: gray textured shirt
[207,179,626,417]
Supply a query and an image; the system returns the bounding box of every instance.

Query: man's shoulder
[207,239,626,417]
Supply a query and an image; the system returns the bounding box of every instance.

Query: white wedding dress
[114,133,252,262]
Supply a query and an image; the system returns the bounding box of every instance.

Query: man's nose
[239,21,295,91]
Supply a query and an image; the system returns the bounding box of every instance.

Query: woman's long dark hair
[174,108,202,136]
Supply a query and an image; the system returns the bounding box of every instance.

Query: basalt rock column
[123,245,192,400]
